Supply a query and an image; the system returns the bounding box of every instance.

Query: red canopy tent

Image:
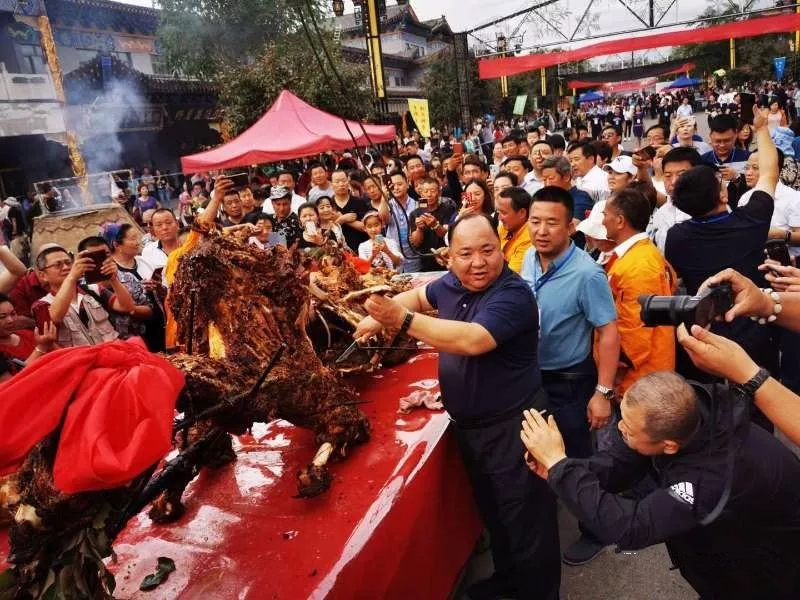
[180,90,396,172]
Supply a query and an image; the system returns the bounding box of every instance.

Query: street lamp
[332,0,344,17]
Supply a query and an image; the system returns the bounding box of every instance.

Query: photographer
[690,266,800,444]
[520,370,800,599]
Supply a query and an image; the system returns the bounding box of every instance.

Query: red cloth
[344,253,372,275]
[0,329,35,361]
[181,91,396,171]
[8,271,47,317]
[0,338,184,493]
[480,13,800,78]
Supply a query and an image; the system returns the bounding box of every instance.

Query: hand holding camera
[638,283,734,329]
[677,324,760,385]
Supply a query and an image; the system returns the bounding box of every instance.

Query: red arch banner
[479,12,800,79]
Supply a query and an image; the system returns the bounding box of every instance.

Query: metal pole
[649,0,655,27]
[729,38,735,70]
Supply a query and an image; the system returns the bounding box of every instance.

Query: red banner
[567,62,696,90]
[479,13,800,79]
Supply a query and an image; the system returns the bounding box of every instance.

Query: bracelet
[34,346,49,354]
[750,288,782,325]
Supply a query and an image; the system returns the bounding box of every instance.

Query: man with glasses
[700,114,750,185]
[600,125,627,161]
[528,140,554,194]
[31,240,136,347]
[644,124,668,147]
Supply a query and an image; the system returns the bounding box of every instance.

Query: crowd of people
[2,80,800,599]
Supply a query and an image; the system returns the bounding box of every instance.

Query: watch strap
[399,310,415,334]
[736,367,770,397]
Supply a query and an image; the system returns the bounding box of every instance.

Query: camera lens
[639,294,695,327]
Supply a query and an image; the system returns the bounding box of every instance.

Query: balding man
[521,370,800,599]
[355,213,560,600]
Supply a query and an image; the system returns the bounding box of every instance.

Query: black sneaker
[562,535,606,566]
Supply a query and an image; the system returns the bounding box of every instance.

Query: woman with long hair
[456,179,495,224]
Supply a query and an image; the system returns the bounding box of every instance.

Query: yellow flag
[407,98,431,138]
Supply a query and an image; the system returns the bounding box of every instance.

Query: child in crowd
[358,212,402,269]
[249,214,277,249]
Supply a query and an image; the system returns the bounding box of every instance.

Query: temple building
[0,0,219,197]
[333,4,452,114]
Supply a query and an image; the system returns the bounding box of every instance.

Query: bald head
[624,372,701,443]
[448,214,504,292]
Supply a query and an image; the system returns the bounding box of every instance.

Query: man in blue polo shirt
[521,185,620,567]
[355,213,560,600]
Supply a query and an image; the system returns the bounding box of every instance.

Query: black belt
[541,370,594,382]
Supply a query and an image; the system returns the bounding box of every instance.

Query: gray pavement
[454,505,696,600]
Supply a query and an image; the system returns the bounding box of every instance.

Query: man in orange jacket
[602,187,677,395]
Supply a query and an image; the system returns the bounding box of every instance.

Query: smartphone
[461,191,472,208]
[453,142,464,155]
[151,266,164,283]
[374,234,385,245]
[765,239,791,266]
[636,145,657,160]
[740,93,756,125]
[83,249,110,284]
[219,172,250,188]
[305,221,318,235]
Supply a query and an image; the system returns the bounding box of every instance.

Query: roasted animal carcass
[306,240,416,372]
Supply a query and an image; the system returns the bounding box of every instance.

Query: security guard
[521,370,800,599]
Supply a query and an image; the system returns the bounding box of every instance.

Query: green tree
[156,0,324,78]
[215,32,373,136]
[420,48,498,128]
[157,0,372,136]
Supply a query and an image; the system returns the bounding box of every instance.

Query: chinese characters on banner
[407,98,431,138]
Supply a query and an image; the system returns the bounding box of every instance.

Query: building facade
[0,0,219,198]
[334,4,452,114]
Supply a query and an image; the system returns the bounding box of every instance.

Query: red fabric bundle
[0,338,184,494]
[344,252,372,275]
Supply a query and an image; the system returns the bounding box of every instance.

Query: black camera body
[639,284,734,328]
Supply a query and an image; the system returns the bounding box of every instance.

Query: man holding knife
[354,213,561,600]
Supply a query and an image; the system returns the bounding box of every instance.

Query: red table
[0,352,482,598]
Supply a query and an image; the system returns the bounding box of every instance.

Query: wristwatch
[735,367,770,397]
[399,309,415,334]
[595,384,615,400]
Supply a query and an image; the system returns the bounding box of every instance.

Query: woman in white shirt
[358,212,402,269]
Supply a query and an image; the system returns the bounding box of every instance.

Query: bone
[312,442,334,468]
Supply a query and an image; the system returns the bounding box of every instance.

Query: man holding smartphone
[30,241,136,348]
[409,177,457,271]
[700,114,750,183]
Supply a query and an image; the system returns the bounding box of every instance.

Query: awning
[181,90,396,172]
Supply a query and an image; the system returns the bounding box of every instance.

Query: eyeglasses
[43,259,73,270]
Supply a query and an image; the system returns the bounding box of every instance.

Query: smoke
[68,80,148,173]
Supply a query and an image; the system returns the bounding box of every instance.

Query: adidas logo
[669,481,695,505]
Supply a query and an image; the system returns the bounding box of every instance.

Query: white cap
[603,155,637,176]
[576,200,608,241]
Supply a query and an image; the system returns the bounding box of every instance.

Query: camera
[638,284,734,328]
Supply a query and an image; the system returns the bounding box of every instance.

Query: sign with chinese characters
[115,36,155,54]
[407,98,430,138]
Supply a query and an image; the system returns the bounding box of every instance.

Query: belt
[541,370,594,382]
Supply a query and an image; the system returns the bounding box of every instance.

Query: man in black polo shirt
[408,177,457,271]
[354,214,560,600]
[666,108,779,417]
[331,169,369,251]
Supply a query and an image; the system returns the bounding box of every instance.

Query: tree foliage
[157,0,372,137]
[215,32,373,136]
[420,49,498,128]
[671,3,795,82]
[156,0,324,78]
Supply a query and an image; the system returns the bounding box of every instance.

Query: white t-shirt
[307,184,335,205]
[141,241,169,270]
[676,104,693,117]
[358,237,402,269]
[650,197,691,253]
[739,183,800,256]
[576,165,610,204]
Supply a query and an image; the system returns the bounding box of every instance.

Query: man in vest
[31,238,135,348]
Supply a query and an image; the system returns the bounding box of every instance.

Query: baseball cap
[269,185,291,201]
[575,200,608,241]
[603,156,637,176]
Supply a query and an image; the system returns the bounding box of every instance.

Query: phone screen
[83,249,110,284]
[740,93,756,125]
[453,142,464,155]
